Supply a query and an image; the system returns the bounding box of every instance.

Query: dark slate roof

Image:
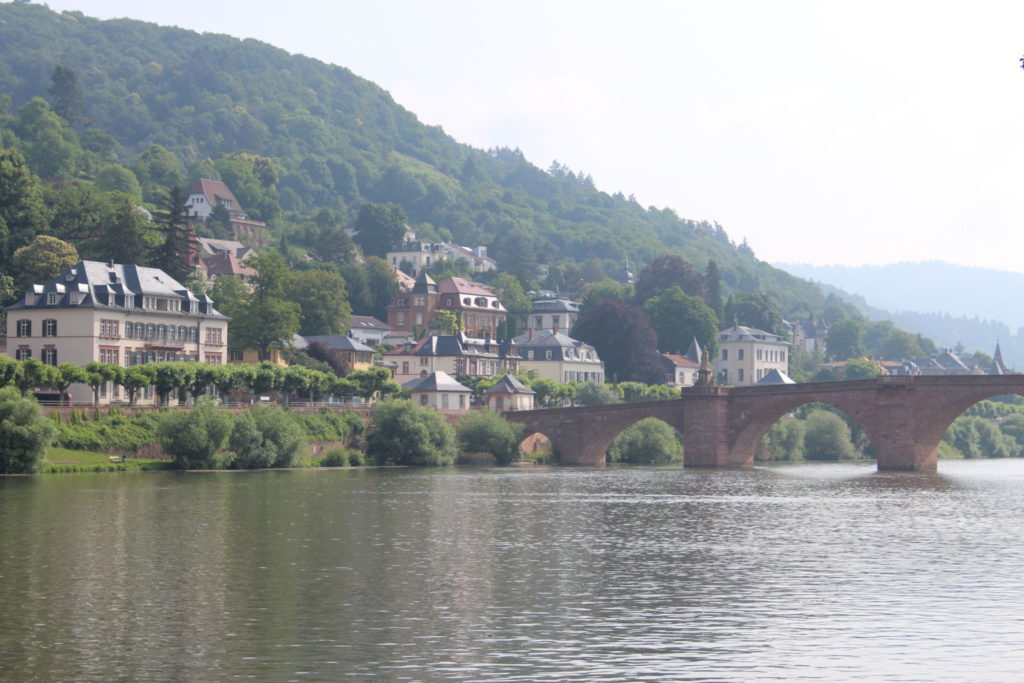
[350,315,391,332]
[5,260,225,319]
[484,374,535,395]
[403,370,472,393]
[530,297,580,314]
[297,335,375,353]
[511,330,600,362]
[386,332,514,359]
[719,325,786,343]
[754,369,796,385]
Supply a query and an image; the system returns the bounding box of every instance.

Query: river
[1,460,1022,681]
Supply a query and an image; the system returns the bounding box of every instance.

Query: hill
[0,2,826,315]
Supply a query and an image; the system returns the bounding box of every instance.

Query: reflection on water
[1,461,1023,681]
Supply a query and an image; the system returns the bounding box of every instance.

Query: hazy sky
[37,1,1024,272]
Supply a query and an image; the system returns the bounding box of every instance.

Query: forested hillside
[0,2,825,314]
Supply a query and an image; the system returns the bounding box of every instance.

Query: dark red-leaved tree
[572,299,664,384]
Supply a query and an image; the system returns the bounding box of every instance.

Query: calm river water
[1,460,1023,681]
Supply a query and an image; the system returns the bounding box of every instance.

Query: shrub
[0,386,57,473]
[157,398,234,469]
[575,382,619,406]
[367,399,457,466]
[607,417,683,464]
[229,405,307,469]
[320,447,349,467]
[456,410,524,466]
[761,418,806,462]
[803,410,857,460]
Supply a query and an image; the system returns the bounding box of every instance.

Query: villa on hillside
[186,178,267,244]
[717,325,790,386]
[386,273,508,341]
[385,332,519,385]
[3,261,228,404]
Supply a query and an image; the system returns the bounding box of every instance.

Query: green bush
[319,446,363,467]
[607,417,683,464]
[299,408,365,442]
[803,410,857,461]
[760,418,806,462]
[456,410,524,466]
[0,386,57,473]
[157,398,234,469]
[229,405,307,469]
[367,399,457,466]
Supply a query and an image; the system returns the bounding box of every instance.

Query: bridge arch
[728,390,879,465]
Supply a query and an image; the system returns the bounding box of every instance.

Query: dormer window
[47,292,59,305]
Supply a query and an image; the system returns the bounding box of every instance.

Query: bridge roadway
[505,375,1024,471]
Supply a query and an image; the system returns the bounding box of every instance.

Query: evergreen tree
[153,186,193,282]
[46,65,85,126]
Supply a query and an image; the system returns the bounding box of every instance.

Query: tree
[490,272,531,335]
[205,202,233,239]
[724,293,783,334]
[284,268,351,336]
[643,287,719,355]
[93,191,158,265]
[608,418,683,464]
[529,378,559,407]
[572,299,664,384]
[634,255,707,305]
[843,358,883,380]
[803,410,857,460]
[456,410,524,465]
[826,319,867,361]
[225,252,301,355]
[762,418,806,461]
[15,358,56,397]
[0,147,48,269]
[706,259,724,321]
[94,164,142,200]
[878,330,924,361]
[351,202,407,257]
[131,145,184,203]
[0,355,21,389]
[157,398,234,469]
[153,186,193,283]
[47,65,85,125]
[229,405,307,468]
[348,366,400,401]
[15,98,80,180]
[84,362,121,406]
[11,235,79,291]
[51,363,87,406]
[152,362,194,406]
[119,365,156,406]
[366,399,458,466]
[0,386,56,474]
[575,382,619,406]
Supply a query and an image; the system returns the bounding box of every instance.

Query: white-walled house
[3,261,228,404]
[403,370,472,412]
[484,374,535,412]
[717,325,789,386]
[511,330,604,384]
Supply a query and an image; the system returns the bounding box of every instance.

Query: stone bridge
[505,375,1024,471]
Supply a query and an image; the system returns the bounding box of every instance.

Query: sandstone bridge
[505,375,1024,471]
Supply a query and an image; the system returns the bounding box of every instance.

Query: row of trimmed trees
[0,356,399,406]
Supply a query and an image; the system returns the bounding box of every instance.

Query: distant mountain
[778,261,1024,331]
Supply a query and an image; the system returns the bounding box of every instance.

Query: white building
[527,296,580,335]
[512,330,604,385]
[717,325,789,386]
[3,261,228,404]
[403,370,472,413]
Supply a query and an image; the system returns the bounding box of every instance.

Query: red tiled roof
[661,353,699,367]
[438,276,494,297]
[187,178,244,213]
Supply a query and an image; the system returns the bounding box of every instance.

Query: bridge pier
[682,388,751,467]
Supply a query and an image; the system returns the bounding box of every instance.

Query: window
[206,328,223,345]
[230,349,244,361]
[460,394,467,409]
[99,348,119,365]
[402,362,409,374]
[258,350,272,361]
[47,292,59,305]
[545,350,552,360]
[526,351,534,360]
[16,320,31,337]
[441,394,449,409]
[414,295,425,307]
[205,353,222,364]
[396,313,405,327]
[42,348,57,366]
[722,349,728,361]
[738,349,744,361]
[100,319,119,338]
[420,394,428,405]
[420,356,429,366]
[42,319,57,337]
[757,349,763,361]
[738,369,745,382]
[552,315,560,328]
[415,312,423,325]
[535,316,542,328]
[15,348,31,360]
